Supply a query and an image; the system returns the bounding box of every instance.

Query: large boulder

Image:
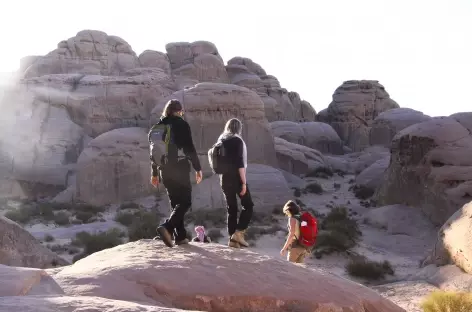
[325,145,390,175]
[270,121,343,154]
[150,83,277,167]
[369,108,431,147]
[323,80,400,151]
[226,57,316,122]
[274,137,328,175]
[53,240,405,311]
[423,201,472,274]
[375,116,472,226]
[165,41,229,89]
[0,84,87,198]
[76,127,155,206]
[22,30,140,78]
[21,71,175,138]
[0,216,68,268]
[0,264,64,296]
[138,50,171,74]
[355,156,390,190]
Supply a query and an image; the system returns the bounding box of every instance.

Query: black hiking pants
[159,159,192,242]
[220,172,254,236]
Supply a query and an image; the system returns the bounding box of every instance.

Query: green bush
[314,206,361,256]
[115,211,136,226]
[53,211,70,226]
[421,291,472,312]
[305,182,323,194]
[345,257,394,280]
[127,211,161,242]
[44,234,55,242]
[352,185,375,200]
[306,167,334,179]
[71,228,124,262]
[74,211,96,223]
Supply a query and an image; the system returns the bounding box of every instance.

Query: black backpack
[208,139,231,174]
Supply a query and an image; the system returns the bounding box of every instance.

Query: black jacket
[222,137,245,171]
[153,115,202,172]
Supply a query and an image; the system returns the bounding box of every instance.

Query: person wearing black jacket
[149,99,202,248]
[217,118,254,248]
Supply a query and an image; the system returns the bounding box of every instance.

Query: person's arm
[234,139,246,184]
[180,121,202,172]
[282,218,297,251]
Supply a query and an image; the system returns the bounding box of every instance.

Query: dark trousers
[159,159,192,242]
[220,173,254,236]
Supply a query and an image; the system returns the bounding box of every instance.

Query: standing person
[214,118,254,248]
[280,200,318,264]
[148,99,203,248]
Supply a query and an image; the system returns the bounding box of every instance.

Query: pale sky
[0,0,470,117]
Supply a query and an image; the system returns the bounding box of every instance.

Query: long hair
[283,200,300,216]
[162,99,183,117]
[222,118,242,136]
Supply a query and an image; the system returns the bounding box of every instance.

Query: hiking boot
[156,226,174,247]
[231,230,249,247]
[175,238,189,246]
[228,239,240,248]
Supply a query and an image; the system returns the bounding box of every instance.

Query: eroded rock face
[423,201,472,274]
[0,217,68,268]
[271,121,344,154]
[324,80,400,151]
[355,156,390,190]
[325,145,390,175]
[165,41,229,89]
[23,30,140,78]
[0,84,86,197]
[138,50,171,74]
[150,83,277,167]
[53,240,404,312]
[226,57,316,122]
[274,137,327,175]
[21,71,175,138]
[76,127,154,206]
[375,116,472,226]
[369,108,431,147]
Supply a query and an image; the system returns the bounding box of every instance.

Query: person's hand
[240,183,247,196]
[151,176,159,188]
[195,171,203,184]
[280,248,287,256]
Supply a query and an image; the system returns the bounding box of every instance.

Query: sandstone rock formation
[355,156,390,190]
[150,82,277,167]
[325,145,390,174]
[274,137,328,175]
[375,116,472,225]
[320,80,400,152]
[23,30,140,78]
[0,216,68,268]
[422,201,472,274]
[76,127,154,206]
[270,121,344,154]
[226,57,316,122]
[165,41,229,89]
[369,108,431,147]
[49,240,404,311]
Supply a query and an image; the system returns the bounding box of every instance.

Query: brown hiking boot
[228,239,240,248]
[231,230,249,247]
[156,226,174,247]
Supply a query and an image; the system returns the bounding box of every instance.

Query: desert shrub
[306,167,333,179]
[305,182,323,194]
[314,206,361,256]
[186,208,227,228]
[206,228,224,242]
[245,224,284,241]
[115,211,136,226]
[251,211,277,225]
[44,234,55,242]
[293,187,302,197]
[127,211,161,242]
[421,291,472,312]
[4,207,33,224]
[352,185,375,200]
[345,256,394,280]
[71,228,124,262]
[53,211,70,225]
[74,211,96,223]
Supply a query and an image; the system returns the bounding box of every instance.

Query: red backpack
[295,211,318,248]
